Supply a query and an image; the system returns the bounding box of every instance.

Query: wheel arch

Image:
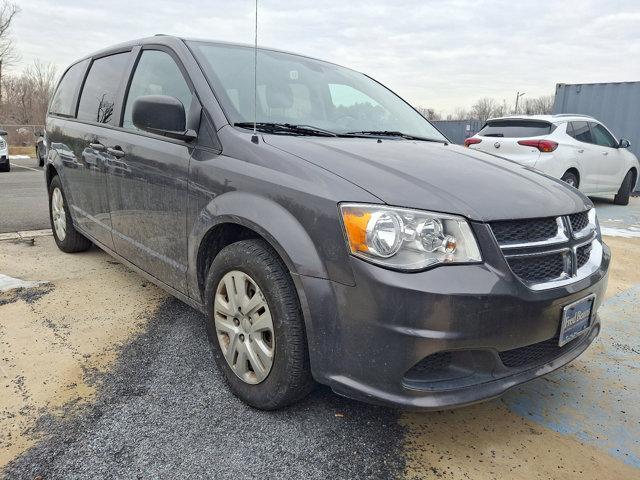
[628,166,638,191]
[188,191,328,302]
[45,163,59,186]
[563,167,580,186]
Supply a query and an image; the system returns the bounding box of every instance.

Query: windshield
[187,41,447,141]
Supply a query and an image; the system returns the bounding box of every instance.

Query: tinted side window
[570,121,592,143]
[49,60,89,116]
[590,123,617,148]
[77,53,130,125]
[123,50,192,130]
[477,120,552,138]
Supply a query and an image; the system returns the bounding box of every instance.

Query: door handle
[107,146,125,159]
[602,151,608,156]
[577,149,584,153]
[89,142,106,151]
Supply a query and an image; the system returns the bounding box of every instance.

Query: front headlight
[340,203,482,271]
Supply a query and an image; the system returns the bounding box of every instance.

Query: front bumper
[301,241,610,410]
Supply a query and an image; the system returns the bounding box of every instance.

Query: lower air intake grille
[507,252,565,282]
[499,336,564,368]
[407,351,452,374]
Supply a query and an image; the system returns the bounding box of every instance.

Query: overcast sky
[11,0,640,114]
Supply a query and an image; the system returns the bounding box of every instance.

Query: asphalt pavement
[0,157,49,233]
[2,295,404,480]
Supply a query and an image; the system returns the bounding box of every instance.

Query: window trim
[48,59,90,119]
[568,121,592,145]
[588,122,618,149]
[119,44,198,129]
[48,42,214,150]
[75,48,135,125]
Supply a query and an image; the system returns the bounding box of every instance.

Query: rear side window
[590,123,617,148]
[123,50,193,130]
[569,121,592,143]
[477,120,553,138]
[49,60,89,116]
[77,53,130,125]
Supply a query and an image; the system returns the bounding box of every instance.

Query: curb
[0,229,53,241]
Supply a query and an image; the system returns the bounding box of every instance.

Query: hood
[263,135,591,221]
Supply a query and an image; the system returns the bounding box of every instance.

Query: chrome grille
[490,217,558,244]
[490,209,600,289]
[576,243,592,269]
[569,211,589,233]
[507,252,566,283]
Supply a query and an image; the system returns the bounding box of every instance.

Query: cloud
[11,0,640,114]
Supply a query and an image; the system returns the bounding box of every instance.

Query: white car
[464,114,639,205]
[0,133,9,172]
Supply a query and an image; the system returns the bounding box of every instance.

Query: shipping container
[553,81,640,160]
[431,120,483,145]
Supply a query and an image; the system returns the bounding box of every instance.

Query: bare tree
[446,107,469,121]
[521,94,555,115]
[0,1,20,103]
[1,59,58,125]
[416,106,441,121]
[471,97,498,123]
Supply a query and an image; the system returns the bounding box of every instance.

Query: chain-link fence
[0,125,44,157]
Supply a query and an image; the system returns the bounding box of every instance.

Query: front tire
[204,239,314,410]
[48,175,92,253]
[561,171,579,189]
[613,170,634,206]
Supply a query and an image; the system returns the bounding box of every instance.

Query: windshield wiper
[234,122,338,137]
[344,130,446,143]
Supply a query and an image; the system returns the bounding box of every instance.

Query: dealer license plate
[559,294,595,347]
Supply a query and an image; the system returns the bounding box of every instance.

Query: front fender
[187,191,329,298]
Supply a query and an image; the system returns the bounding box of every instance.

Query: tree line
[417,94,555,124]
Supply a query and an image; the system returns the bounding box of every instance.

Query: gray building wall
[553,81,640,160]
[432,120,483,145]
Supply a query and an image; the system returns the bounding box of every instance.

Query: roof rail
[553,114,593,118]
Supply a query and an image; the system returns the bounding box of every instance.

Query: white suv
[464,114,639,205]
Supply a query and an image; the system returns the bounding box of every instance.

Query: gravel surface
[3,299,405,480]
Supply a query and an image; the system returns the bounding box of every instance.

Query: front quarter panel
[186,126,381,300]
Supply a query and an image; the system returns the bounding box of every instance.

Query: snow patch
[601,226,640,238]
[0,274,45,292]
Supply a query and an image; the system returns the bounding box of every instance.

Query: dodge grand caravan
[44,36,610,410]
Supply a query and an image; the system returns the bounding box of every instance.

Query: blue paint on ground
[503,283,640,469]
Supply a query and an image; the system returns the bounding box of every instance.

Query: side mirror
[619,139,631,149]
[132,95,196,142]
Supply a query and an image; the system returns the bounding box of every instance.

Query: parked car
[44,36,610,410]
[0,129,9,172]
[464,114,639,205]
[36,132,46,167]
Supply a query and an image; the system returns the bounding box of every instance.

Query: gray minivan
[45,35,609,410]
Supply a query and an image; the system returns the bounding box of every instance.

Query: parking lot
[1,160,639,479]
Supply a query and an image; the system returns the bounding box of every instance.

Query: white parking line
[10,163,41,172]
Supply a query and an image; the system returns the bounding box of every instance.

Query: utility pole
[514,91,525,114]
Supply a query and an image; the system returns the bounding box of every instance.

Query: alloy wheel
[51,187,67,241]
[214,270,275,384]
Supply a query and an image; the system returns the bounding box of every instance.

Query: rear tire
[204,239,314,410]
[614,170,634,206]
[48,175,92,253]
[561,171,579,189]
